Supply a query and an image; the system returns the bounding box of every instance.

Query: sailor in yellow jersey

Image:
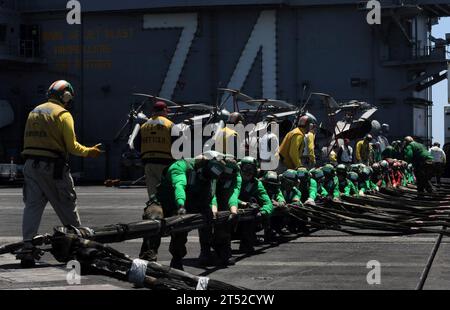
[277,115,316,171]
[215,112,244,157]
[139,101,175,198]
[20,80,102,267]
[355,134,373,165]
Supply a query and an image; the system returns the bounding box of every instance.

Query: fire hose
[2,186,450,289]
[0,208,260,290]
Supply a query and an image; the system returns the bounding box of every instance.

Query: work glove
[291,201,303,208]
[87,144,104,158]
[249,203,260,210]
[211,205,218,220]
[305,199,316,206]
[278,201,287,209]
[228,206,238,222]
[177,207,187,216]
[332,197,341,203]
[359,190,365,197]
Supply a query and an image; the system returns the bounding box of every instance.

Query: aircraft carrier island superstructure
[0,0,448,180]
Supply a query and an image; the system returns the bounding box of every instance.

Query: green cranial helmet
[239,156,259,176]
[297,167,310,181]
[380,160,389,170]
[350,164,363,174]
[202,150,224,160]
[195,151,226,179]
[360,166,372,179]
[371,162,381,172]
[261,171,280,187]
[322,164,335,177]
[336,164,347,175]
[348,171,359,182]
[311,168,325,180]
[391,140,401,148]
[223,154,239,176]
[280,169,298,186]
[204,159,226,179]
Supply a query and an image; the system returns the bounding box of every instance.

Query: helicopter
[310,93,378,162]
[116,89,379,175]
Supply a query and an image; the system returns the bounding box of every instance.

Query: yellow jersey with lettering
[140,116,174,160]
[22,101,91,159]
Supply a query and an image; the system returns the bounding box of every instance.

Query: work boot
[20,258,36,268]
[218,256,236,267]
[198,250,215,267]
[264,229,278,245]
[139,249,157,262]
[170,258,184,271]
[238,244,255,255]
[279,227,297,238]
[16,243,37,268]
[254,236,265,245]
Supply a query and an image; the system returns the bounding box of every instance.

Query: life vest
[215,177,237,209]
[277,127,306,169]
[141,116,173,160]
[185,167,216,211]
[240,179,258,202]
[282,189,296,203]
[22,101,69,159]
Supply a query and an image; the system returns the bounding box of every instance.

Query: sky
[431,17,449,145]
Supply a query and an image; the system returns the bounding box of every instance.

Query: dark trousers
[140,202,206,261]
[415,161,434,193]
[168,231,188,260]
[140,202,164,260]
[269,207,288,233]
[199,219,234,260]
[198,225,213,256]
[237,220,257,250]
[212,223,232,260]
[432,162,445,185]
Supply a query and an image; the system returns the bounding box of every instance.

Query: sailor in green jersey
[140,151,226,270]
[237,156,273,253]
[261,171,289,241]
[399,161,408,186]
[358,166,378,196]
[279,169,302,206]
[208,155,241,267]
[371,162,385,188]
[261,171,286,207]
[379,160,392,188]
[403,136,434,193]
[336,164,358,196]
[404,163,415,184]
[296,167,318,205]
[381,140,402,160]
[322,164,341,200]
[310,167,329,198]
[347,171,360,196]
[279,169,305,233]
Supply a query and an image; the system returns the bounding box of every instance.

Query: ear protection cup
[62,91,73,103]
